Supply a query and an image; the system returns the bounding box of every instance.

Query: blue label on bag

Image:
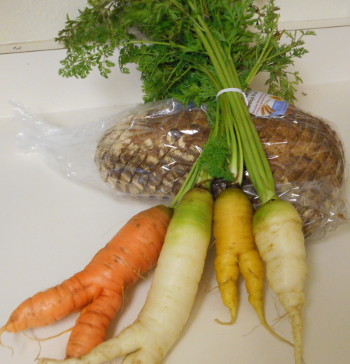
[269,99,289,117]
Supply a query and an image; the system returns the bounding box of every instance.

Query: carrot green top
[56,0,314,206]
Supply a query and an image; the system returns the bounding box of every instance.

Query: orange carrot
[0,204,172,358]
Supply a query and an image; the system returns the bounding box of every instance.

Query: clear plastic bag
[12,99,208,198]
[13,101,117,195]
[13,95,348,240]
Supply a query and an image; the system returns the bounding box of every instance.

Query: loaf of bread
[95,99,347,238]
[95,102,210,198]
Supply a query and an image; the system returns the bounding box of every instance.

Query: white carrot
[253,198,308,364]
[38,187,213,364]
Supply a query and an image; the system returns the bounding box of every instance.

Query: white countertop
[0,26,349,364]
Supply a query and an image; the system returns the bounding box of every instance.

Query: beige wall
[0,0,349,54]
[0,0,87,53]
[275,0,350,29]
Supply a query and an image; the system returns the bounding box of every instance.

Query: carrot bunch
[1,2,311,363]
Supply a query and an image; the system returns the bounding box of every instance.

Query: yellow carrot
[213,187,291,344]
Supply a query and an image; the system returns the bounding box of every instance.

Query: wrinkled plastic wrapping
[13,96,348,240]
[12,100,188,194]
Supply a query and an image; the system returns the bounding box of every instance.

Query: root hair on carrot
[23,327,73,342]
[206,284,219,294]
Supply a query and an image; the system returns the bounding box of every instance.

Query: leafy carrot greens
[57,0,312,103]
[56,0,313,203]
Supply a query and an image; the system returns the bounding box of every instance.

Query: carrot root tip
[260,317,293,347]
[214,318,235,325]
[0,326,15,356]
[214,309,237,325]
[290,311,304,364]
[250,303,293,346]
